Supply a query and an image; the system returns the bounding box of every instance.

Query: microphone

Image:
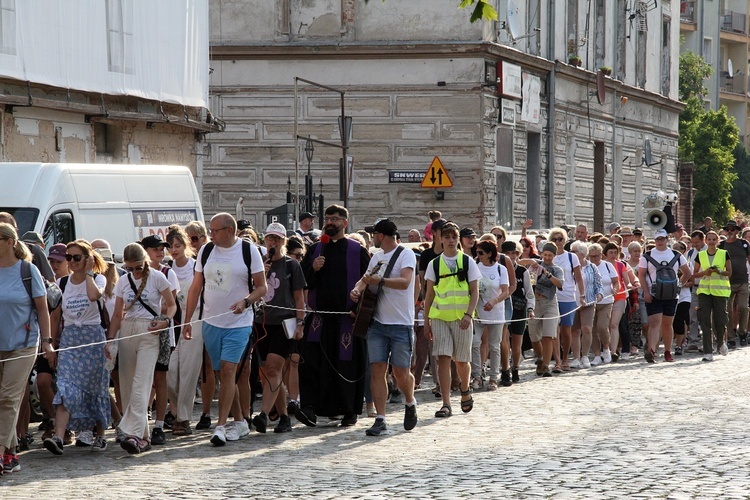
[319,234,330,257]
[266,246,276,262]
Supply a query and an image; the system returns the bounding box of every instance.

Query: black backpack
[644,251,681,300]
[432,253,470,287]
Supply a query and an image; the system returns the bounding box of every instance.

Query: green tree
[363,0,497,23]
[679,53,738,224]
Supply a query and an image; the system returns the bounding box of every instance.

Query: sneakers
[620,352,630,361]
[664,350,674,362]
[702,353,714,362]
[3,452,20,473]
[274,414,293,433]
[470,376,483,391]
[686,344,700,353]
[740,332,748,346]
[63,429,74,445]
[252,412,268,434]
[91,436,107,452]
[287,400,300,417]
[43,435,64,456]
[674,346,683,355]
[210,425,227,446]
[365,417,387,436]
[602,349,612,364]
[196,413,211,430]
[500,371,512,387]
[511,368,520,382]
[164,411,175,430]
[234,419,250,438]
[224,422,240,441]
[295,406,317,427]
[591,355,603,366]
[76,430,94,447]
[568,358,582,369]
[341,414,358,427]
[404,404,418,431]
[151,427,166,445]
[720,343,729,356]
[580,356,591,369]
[728,340,737,350]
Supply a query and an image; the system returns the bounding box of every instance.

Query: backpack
[21,260,62,313]
[432,253,470,287]
[199,240,255,319]
[644,251,681,301]
[59,275,110,330]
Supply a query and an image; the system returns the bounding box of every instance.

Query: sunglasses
[551,237,564,242]
[123,265,145,272]
[65,254,85,262]
[190,235,202,242]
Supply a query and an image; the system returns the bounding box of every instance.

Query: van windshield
[0,208,39,234]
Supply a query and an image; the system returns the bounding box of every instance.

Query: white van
[0,163,204,258]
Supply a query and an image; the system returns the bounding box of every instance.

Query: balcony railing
[720,70,747,95]
[680,1,696,23]
[721,10,747,34]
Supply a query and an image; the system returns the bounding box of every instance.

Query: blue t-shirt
[0,260,45,351]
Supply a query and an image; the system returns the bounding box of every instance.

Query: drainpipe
[547,0,556,228]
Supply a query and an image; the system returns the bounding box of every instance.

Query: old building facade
[205,0,683,234]
[0,1,215,176]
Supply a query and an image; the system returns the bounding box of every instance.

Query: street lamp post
[304,139,314,214]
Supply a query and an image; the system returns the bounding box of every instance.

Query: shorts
[254,322,295,361]
[529,296,559,342]
[431,318,472,362]
[558,301,577,327]
[202,323,252,368]
[573,304,595,331]
[504,300,513,327]
[367,321,414,368]
[508,307,528,335]
[35,354,55,375]
[645,298,678,317]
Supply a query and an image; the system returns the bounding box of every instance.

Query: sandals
[460,389,474,413]
[434,405,452,418]
[552,365,563,374]
[172,421,188,436]
[431,386,441,398]
[536,358,544,376]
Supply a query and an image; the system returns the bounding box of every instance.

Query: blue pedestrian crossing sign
[421,156,453,188]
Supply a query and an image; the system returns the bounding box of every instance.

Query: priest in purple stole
[297,204,370,427]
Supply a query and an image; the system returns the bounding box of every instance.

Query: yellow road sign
[421,157,453,188]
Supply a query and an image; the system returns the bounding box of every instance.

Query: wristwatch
[85,271,95,278]
[244,297,253,309]
[43,337,54,344]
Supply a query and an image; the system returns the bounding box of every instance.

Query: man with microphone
[297,205,370,427]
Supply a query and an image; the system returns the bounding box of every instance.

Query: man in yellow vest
[423,222,480,418]
[693,231,732,362]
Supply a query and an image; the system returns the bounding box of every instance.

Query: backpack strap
[21,260,35,343]
[127,273,159,317]
[241,240,254,294]
[568,251,576,284]
[59,275,69,294]
[433,253,469,286]
[198,242,215,320]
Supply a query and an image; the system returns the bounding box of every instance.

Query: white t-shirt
[195,239,264,328]
[365,246,416,326]
[170,258,195,311]
[476,262,509,322]
[553,251,580,302]
[639,248,687,299]
[596,261,618,305]
[59,274,107,326]
[114,270,172,320]
[425,252,482,284]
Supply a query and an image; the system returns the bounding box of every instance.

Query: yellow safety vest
[429,253,471,322]
[697,249,731,297]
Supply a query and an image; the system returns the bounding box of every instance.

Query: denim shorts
[203,323,252,367]
[558,301,577,327]
[367,321,414,369]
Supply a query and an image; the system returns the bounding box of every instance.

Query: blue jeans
[367,321,414,368]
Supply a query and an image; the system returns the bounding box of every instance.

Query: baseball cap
[94,247,114,263]
[299,212,314,222]
[633,227,643,236]
[607,222,621,232]
[364,218,397,237]
[431,218,448,232]
[618,226,633,236]
[140,234,170,249]
[654,229,668,239]
[265,222,287,238]
[501,240,519,253]
[20,231,43,246]
[459,227,477,239]
[48,243,67,262]
[237,219,253,231]
[725,220,741,231]
[674,223,684,231]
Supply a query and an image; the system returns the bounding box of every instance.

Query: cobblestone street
[4,347,750,499]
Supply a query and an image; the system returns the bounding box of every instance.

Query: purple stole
[306,238,361,361]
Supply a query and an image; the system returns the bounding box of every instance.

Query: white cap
[654,228,668,239]
[265,222,287,238]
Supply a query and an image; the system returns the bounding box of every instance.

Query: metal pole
[294,79,299,227]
